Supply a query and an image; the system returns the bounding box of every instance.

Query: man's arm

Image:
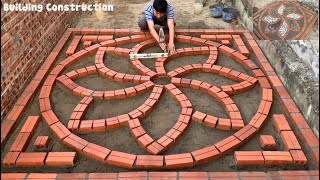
[167,19,176,54]
[147,21,166,50]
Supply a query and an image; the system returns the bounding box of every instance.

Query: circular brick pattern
[40,35,272,169]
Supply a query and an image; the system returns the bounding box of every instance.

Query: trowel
[129,28,169,59]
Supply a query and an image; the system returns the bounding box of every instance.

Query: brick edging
[1,170,319,179]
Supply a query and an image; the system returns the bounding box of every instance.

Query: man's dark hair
[153,0,167,13]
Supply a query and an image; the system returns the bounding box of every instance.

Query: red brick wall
[1,0,85,120]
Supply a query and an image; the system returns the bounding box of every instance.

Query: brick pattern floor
[253,1,318,40]
[1,28,319,178]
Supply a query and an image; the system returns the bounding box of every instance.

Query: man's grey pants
[138,13,174,30]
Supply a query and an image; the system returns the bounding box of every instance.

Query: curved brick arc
[39,35,272,169]
[68,84,162,133]
[171,77,245,131]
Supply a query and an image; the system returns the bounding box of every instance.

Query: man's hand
[167,41,176,54]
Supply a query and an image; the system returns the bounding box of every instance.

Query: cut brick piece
[33,136,50,149]
[234,151,265,166]
[259,135,276,150]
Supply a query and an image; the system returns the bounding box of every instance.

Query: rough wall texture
[258,40,319,138]
[1,0,85,120]
[233,0,320,137]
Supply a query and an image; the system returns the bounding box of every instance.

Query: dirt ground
[1,0,318,173]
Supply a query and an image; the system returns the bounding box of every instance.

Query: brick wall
[1,0,85,120]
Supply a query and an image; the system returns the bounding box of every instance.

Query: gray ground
[1,0,318,173]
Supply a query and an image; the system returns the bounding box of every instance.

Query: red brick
[215,136,241,154]
[88,173,117,179]
[9,132,31,152]
[107,151,136,168]
[83,143,111,162]
[157,136,174,150]
[203,115,218,128]
[234,151,265,166]
[135,155,164,169]
[259,135,276,150]
[45,152,76,166]
[280,131,301,151]
[217,118,231,130]
[274,86,291,99]
[282,98,300,113]
[248,112,267,129]
[20,116,40,135]
[257,77,271,88]
[165,153,194,169]
[16,152,47,166]
[290,150,307,165]
[209,172,238,179]
[289,113,310,129]
[272,114,291,133]
[33,136,50,148]
[191,145,219,165]
[2,151,20,165]
[63,134,89,152]
[138,134,154,148]
[234,125,257,142]
[262,151,293,165]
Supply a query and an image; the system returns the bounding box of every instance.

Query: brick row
[247,36,319,165]
[0,31,72,144]
[81,35,113,42]
[128,84,162,119]
[131,58,157,77]
[2,169,318,179]
[164,83,192,108]
[234,150,306,166]
[232,35,250,57]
